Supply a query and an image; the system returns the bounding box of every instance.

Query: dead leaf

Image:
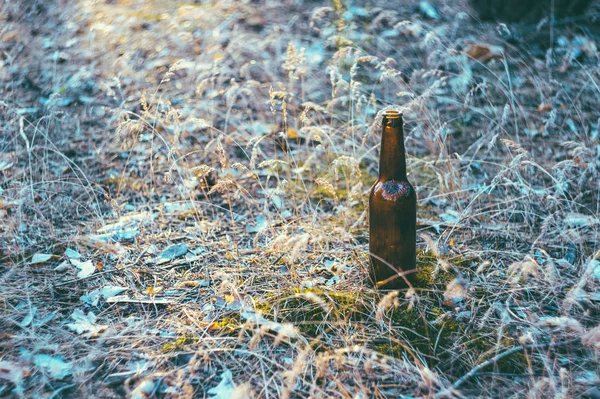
[54,261,71,272]
[0,160,13,171]
[537,103,553,113]
[70,258,96,279]
[287,127,300,140]
[160,243,189,260]
[465,41,504,63]
[246,214,268,233]
[145,286,163,295]
[30,254,58,265]
[66,309,108,337]
[32,354,72,380]
[81,286,128,306]
[130,379,157,399]
[240,311,288,333]
[207,370,236,399]
[0,360,30,388]
[564,213,598,228]
[20,306,37,328]
[508,257,540,282]
[65,248,82,259]
[175,279,210,288]
[581,326,600,352]
[443,278,468,306]
[540,316,584,333]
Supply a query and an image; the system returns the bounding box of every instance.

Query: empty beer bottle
[369,110,417,290]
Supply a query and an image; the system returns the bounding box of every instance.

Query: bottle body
[369,111,417,290]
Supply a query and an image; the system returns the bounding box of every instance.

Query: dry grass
[1,0,599,397]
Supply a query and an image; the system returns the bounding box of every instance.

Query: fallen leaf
[160,243,189,260]
[508,257,540,282]
[287,127,300,140]
[70,259,96,278]
[241,311,286,332]
[465,41,504,63]
[33,354,72,380]
[443,278,468,306]
[564,213,598,228]
[54,261,71,272]
[65,248,82,259]
[175,279,210,288]
[537,103,553,113]
[20,306,37,328]
[224,252,237,261]
[419,1,440,19]
[0,360,30,387]
[130,379,157,399]
[208,370,236,399]
[271,194,284,210]
[145,286,163,295]
[246,214,268,233]
[80,286,128,306]
[66,308,107,337]
[30,254,58,264]
[440,210,460,224]
[581,326,600,352]
[0,160,13,171]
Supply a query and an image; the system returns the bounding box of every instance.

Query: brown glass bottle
[369,111,417,290]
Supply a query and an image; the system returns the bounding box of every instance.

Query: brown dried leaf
[465,42,504,63]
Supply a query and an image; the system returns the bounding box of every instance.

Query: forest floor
[1,0,599,398]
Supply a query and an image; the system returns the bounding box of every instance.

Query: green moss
[161,334,199,353]
[313,185,348,199]
[104,175,145,191]
[414,250,457,287]
[371,341,406,358]
[254,283,525,376]
[414,249,478,287]
[251,247,522,375]
[255,288,372,337]
[210,316,241,335]
[162,317,241,353]
[382,305,523,375]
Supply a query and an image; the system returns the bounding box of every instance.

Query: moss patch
[210,316,241,334]
[254,281,524,376]
[161,334,199,353]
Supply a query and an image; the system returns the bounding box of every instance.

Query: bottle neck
[378,113,407,181]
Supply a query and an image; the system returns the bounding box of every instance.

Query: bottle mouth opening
[383,110,402,119]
